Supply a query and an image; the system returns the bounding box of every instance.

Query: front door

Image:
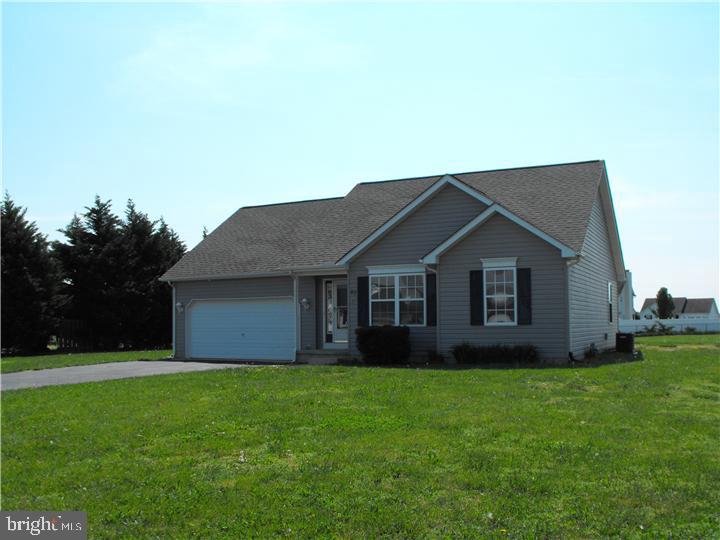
[324,279,348,347]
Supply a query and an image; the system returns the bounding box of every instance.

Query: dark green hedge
[355,326,411,365]
[451,343,538,365]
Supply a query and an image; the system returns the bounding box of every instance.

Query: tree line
[2,193,185,354]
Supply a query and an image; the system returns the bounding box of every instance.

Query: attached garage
[186,298,295,361]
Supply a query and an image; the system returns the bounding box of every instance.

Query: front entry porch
[296,273,351,358]
[322,278,349,349]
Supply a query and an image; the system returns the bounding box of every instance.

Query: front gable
[351,184,487,267]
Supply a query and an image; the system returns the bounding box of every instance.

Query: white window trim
[483,264,518,327]
[369,273,427,327]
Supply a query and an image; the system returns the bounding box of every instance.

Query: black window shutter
[517,268,532,325]
[470,270,484,325]
[426,273,437,327]
[357,276,369,327]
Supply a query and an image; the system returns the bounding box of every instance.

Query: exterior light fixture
[300,298,311,311]
[175,302,184,313]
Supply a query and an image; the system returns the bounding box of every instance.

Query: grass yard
[2,335,718,538]
[636,333,720,347]
[0,349,171,374]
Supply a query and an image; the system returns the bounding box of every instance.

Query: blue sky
[3,2,718,309]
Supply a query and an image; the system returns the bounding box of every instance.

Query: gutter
[160,265,348,283]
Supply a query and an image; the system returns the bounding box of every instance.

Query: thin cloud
[112,9,365,106]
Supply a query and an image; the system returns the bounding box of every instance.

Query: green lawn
[636,333,720,347]
[2,336,718,538]
[0,349,171,374]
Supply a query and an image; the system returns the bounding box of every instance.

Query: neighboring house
[618,269,636,320]
[640,297,719,320]
[161,160,626,363]
[640,297,686,319]
[682,299,720,319]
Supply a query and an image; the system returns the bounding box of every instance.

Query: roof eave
[160,264,349,283]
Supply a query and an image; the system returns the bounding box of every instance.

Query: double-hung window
[369,270,426,326]
[482,258,517,326]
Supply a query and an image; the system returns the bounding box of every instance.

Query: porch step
[296,349,351,365]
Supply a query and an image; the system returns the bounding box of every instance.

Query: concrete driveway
[1,361,251,391]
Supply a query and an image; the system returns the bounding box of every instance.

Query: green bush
[639,321,674,336]
[355,326,411,365]
[450,343,538,365]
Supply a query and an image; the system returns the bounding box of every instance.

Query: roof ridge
[453,159,604,177]
[242,196,344,209]
[356,174,442,186]
[355,160,603,186]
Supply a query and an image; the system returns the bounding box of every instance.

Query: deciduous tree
[656,287,675,319]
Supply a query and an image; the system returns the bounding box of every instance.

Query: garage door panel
[188,299,295,361]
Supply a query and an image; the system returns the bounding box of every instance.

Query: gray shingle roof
[162,160,605,281]
[683,298,716,314]
[639,297,717,315]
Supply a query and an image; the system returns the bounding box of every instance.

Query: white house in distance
[639,297,720,320]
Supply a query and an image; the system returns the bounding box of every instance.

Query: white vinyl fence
[619,318,720,334]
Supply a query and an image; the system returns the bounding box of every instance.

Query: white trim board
[421,204,577,263]
[598,168,627,284]
[367,264,427,275]
[336,174,493,266]
[293,275,300,356]
[481,257,517,269]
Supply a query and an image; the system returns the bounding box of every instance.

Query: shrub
[450,343,538,365]
[355,326,411,365]
[425,350,444,364]
[639,321,675,336]
[450,343,476,364]
[683,326,697,335]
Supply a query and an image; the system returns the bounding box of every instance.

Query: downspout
[565,255,581,360]
[170,282,176,359]
[435,260,441,358]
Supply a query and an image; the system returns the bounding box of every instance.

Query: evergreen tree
[118,200,157,347]
[119,202,185,347]
[53,196,125,349]
[656,287,675,319]
[1,193,60,353]
[53,197,185,350]
[148,218,185,345]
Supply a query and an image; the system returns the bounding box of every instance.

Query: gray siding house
[161,160,626,363]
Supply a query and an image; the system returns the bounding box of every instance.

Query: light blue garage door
[187,298,295,361]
